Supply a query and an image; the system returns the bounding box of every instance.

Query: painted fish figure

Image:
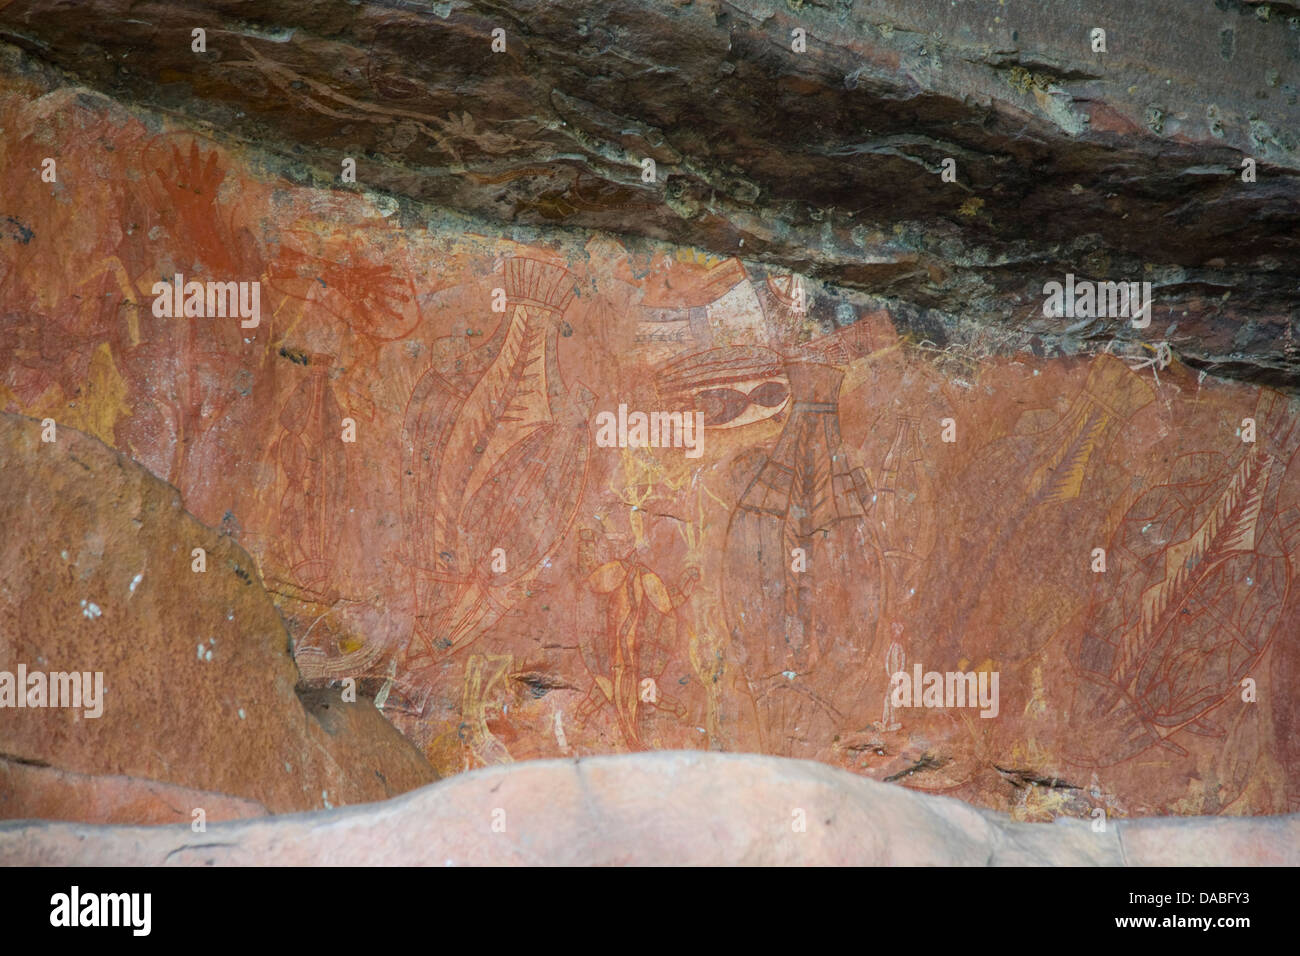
[1065,391,1300,766]
[398,257,594,712]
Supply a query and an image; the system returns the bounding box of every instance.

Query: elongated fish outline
[396,258,594,713]
[1066,392,1300,767]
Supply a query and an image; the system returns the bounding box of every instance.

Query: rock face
[0,412,436,823]
[0,4,1298,829]
[0,0,1298,386]
[2,753,1296,866]
[0,761,266,826]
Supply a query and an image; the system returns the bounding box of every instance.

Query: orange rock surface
[0,412,436,822]
[2,71,1297,823]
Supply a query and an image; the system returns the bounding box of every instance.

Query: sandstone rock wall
[0,412,436,822]
[0,3,1298,828]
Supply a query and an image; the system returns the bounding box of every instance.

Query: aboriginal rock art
[881,641,906,732]
[458,653,516,769]
[575,528,700,751]
[144,136,262,282]
[637,305,711,347]
[655,345,789,430]
[397,257,595,712]
[932,355,1157,666]
[748,271,811,349]
[267,232,421,344]
[873,415,936,650]
[643,266,889,757]
[6,69,1300,820]
[223,40,463,160]
[1064,391,1300,769]
[723,357,884,758]
[275,353,353,598]
[500,167,662,223]
[124,136,264,485]
[630,255,766,359]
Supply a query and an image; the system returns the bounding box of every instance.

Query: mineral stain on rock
[1221,27,1237,60]
[1,214,33,243]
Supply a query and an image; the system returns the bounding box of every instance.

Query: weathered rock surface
[0,760,266,825]
[1,0,1298,386]
[1,10,1299,828]
[0,412,436,822]
[2,752,1296,865]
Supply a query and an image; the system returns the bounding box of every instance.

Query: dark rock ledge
[0,0,1297,386]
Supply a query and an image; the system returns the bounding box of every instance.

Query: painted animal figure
[577,550,697,751]
[398,257,594,712]
[1065,391,1300,767]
